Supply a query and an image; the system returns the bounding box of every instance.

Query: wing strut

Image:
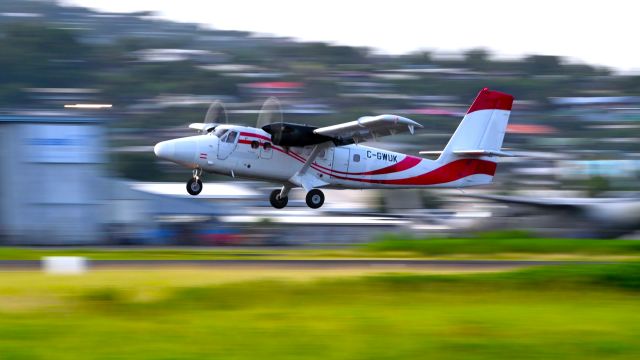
[288,143,331,191]
[298,145,323,176]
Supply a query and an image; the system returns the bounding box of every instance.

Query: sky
[63,0,639,72]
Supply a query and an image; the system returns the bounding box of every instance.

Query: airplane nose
[153,137,198,166]
[154,140,175,160]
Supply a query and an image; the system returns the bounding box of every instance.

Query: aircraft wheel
[269,189,288,209]
[305,189,325,209]
[186,178,203,196]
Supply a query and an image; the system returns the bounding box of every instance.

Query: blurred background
[3,2,640,359]
[1,0,640,246]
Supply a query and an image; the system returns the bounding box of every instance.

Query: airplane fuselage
[156,125,497,190]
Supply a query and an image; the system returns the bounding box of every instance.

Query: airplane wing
[462,194,582,211]
[189,123,217,133]
[313,114,422,143]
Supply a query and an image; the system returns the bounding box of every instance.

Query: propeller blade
[256,97,283,129]
[204,100,228,124]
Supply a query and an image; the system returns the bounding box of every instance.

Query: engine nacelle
[262,123,333,147]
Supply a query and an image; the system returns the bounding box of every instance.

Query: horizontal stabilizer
[453,149,517,157]
[418,151,444,156]
[419,149,516,157]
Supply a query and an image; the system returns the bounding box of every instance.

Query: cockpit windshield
[225,131,238,143]
[213,128,229,138]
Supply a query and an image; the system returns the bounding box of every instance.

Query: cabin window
[251,140,260,149]
[263,142,272,151]
[353,154,360,162]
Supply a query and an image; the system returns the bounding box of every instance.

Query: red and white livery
[154,88,514,208]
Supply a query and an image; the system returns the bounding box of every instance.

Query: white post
[42,256,88,275]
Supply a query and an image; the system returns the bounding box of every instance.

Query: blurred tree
[523,55,563,75]
[463,48,491,71]
[618,75,640,95]
[403,50,434,65]
[586,176,610,197]
[0,23,92,92]
[273,42,369,65]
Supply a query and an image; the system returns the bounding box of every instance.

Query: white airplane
[154,88,514,209]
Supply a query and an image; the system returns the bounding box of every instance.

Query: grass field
[364,234,640,258]
[2,235,640,261]
[1,263,640,359]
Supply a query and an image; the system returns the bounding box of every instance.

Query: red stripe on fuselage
[239,131,271,142]
[329,158,496,185]
[236,133,496,185]
[358,156,422,175]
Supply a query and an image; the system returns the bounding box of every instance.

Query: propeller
[189,100,228,134]
[256,97,285,144]
[204,100,228,128]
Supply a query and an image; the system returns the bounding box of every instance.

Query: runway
[0,259,611,270]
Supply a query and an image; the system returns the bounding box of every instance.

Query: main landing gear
[305,189,325,209]
[186,168,203,196]
[269,187,325,209]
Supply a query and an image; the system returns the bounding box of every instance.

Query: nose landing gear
[186,168,203,196]
[269,189,288,209]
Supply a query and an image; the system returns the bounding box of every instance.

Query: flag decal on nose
[199,153,207,159]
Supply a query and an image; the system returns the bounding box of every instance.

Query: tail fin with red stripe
[434,88,514,186]
[438,88,514,163]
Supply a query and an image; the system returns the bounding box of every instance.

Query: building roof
[0,112,106,124]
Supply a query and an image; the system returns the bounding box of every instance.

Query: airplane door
[205,136,216,165]
[314,147,333,170]
[346,148,367,174]
[331,147,350,178]
[218,130,238,160]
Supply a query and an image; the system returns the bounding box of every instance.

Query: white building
[0,112,108,244]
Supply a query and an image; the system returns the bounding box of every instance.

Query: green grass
[3,235,640,261]
[365,233,640,257]
[1,264,640,359]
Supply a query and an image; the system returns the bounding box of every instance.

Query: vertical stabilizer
[438,88,514,163]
